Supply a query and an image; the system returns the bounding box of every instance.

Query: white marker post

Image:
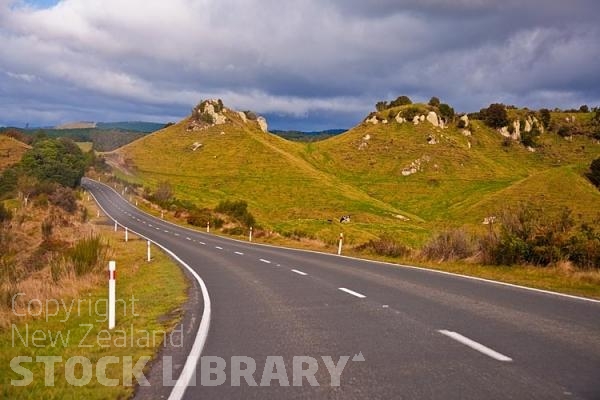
[135,200,138,206]
[207,221,210,233]
[249,227,253,242]
[108,261,116,330]
[147,240,151,262]
[97,210,100,218]
[125,227,129,242]
[337,233,344,255]
[114,220,118,232]
[161,211,164,219]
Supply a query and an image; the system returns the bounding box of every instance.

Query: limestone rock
[238,111,247,123]
[412,115,420,125]
[257,116,268,133]
[395,115,406,123]
[459,115,469,127]
[366,115,379,125]
[462,129,471,136]
[426,111,439,127]
[419,115,425,122]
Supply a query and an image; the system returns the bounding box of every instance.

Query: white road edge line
[259,258,271,264]
[338,287,366,298]
[291,269,307,276]
[84,179,211,400]
[438,330,512,362]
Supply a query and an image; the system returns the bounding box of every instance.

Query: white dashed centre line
[199,242,206,245]
[438,330,512,362]
[259,259,271,264]
[215,246,223,250]
[164,230,169,233]
[234,251,244,255]
[338,288,366,299]
[291,269,307,276]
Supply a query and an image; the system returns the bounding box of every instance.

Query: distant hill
[113,99,600,247]
[271,129,346,142]
[96,121,166,133]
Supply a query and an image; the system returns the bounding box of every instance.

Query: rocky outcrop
[412,115,420,125]
[366,115,379,125]
[257,116,268,133]
[238,111,247,123]
[426,111,439,127]
[459,115,469,127]
[401,155,431,176]
[187,99,227,131]
[395,115,406,123]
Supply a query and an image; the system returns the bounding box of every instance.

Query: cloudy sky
[1,0,599,130]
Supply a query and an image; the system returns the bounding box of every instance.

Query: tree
[375,101,389,112]
[539,108,551,129]
[480,103,509,129]
[390,95,412,107]
[438,103,455,122]
[579,105,589,113]
[428,96,440,107]
[19,138,86,188]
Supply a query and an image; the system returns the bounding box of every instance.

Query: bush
[187,208,223,229]
[539,108,551,129]
[428,96,440,107]
[422,229,475,261]
[401,106,422,121]
[0,203,12,223]
[41,218,53,240]
[49,186,77,213]
[480,103,509,128]
[356,235,410,258]
[222,226,245,236]
[215,200,256,227]
[68,235,105,276]
[19,138,86,188]
[438,103,455,122]
[390,95,412,107]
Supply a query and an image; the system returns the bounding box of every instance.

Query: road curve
[83,178,600,400]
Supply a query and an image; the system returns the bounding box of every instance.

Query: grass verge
[0,209,188,399]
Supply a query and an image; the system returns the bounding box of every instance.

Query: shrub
[438,103,455,122]
[375,101,389,111]
[49,186,77,213]
[0,203,12,223]
[215,200,256,227]
[422,229,475,261]
[428,96,440,107]
[401,106,422,121]
[356,235,410,258]
[199,112,215,124]
[222,226,245,236]
[187,208,223,229]
[539,108,551,129]
[390,95,412,107]
[41,218,53,240]
[480,103,509,128]
[68,235,105,276]
[154,181,173,204]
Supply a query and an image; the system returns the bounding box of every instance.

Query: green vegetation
[107,98,600,296]
[20,138,86,188]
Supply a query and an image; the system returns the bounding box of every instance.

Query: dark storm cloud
[0,0,598,130]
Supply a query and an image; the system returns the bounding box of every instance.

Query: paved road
[83,178,600,400]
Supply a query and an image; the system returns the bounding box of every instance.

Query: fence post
[108,261,116,330]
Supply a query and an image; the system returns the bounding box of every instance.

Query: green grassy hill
[114,102,600,247]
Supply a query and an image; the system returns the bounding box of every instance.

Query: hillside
[0,135,29,171]
[113,99,600,247]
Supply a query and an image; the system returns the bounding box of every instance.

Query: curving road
[83,178,600,400]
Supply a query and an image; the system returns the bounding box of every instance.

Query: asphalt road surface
[83,178,600,400]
